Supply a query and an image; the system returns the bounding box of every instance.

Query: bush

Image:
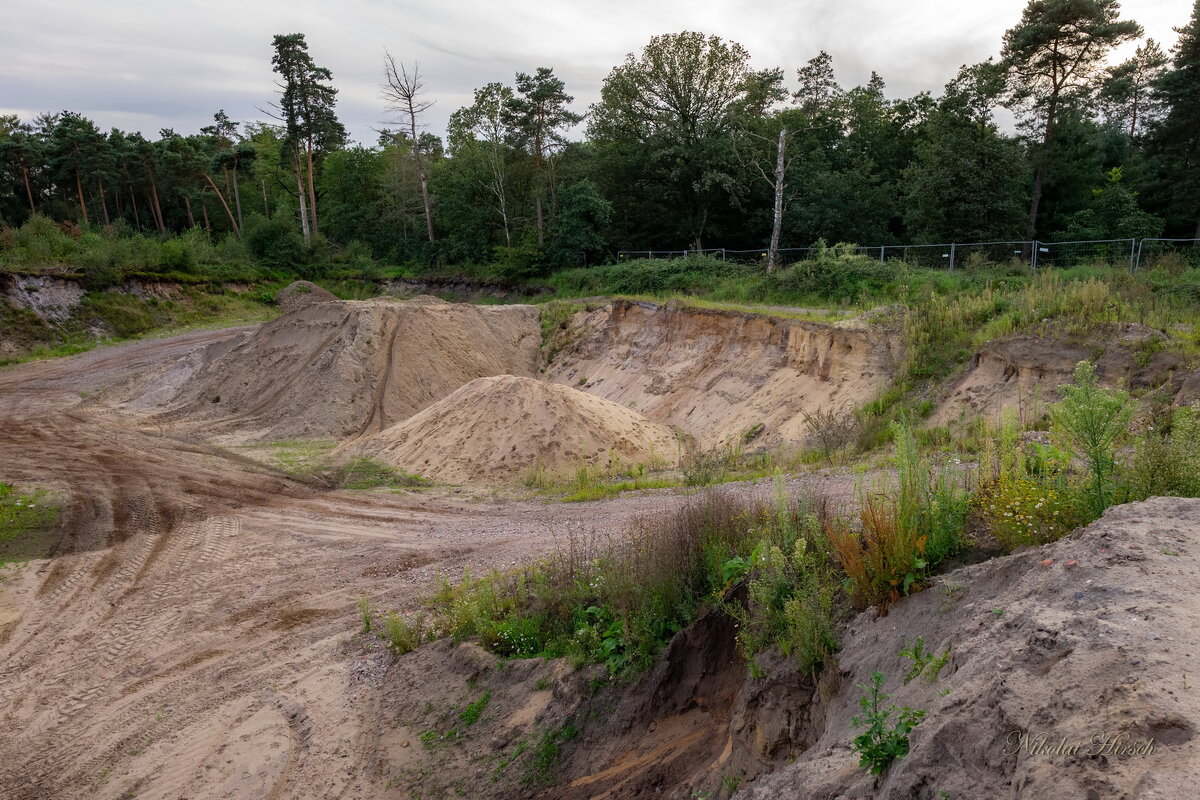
[1051,361,1134,518]
[244,213,306,271]
[974,417,1083,549]
[421,489,837,675]
[1123,405,1200,501]
[851,672,925,776]
[827,422,966,609]
[776,241,891,301]
[720,497,840,677]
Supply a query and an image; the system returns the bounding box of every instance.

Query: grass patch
[524,722,579,788]
[0,287,277,368]
[0,482,59,569]
[319,456,429,490]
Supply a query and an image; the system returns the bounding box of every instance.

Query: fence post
[1129,239,1138,273]
[879,246,885,264]
[949,242,956,272]
[1031,241,1038,273]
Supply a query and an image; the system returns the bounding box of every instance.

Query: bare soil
[0,329,851,800]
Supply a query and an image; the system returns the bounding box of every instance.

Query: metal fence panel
[616,237,1200,273]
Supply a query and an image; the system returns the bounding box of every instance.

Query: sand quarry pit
[2,291,1199,799]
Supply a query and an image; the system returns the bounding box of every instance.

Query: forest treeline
[1,0,1198,279]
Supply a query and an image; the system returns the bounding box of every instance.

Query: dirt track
[0,330,849,800]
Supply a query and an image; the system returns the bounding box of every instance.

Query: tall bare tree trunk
[129,185,141,230]
[21,165,35,213]
[232,167,244,227]
[75,168,89,225]
[305,137,319,237]
[204,174,240,234]
[261,180,270,218]
[419,172,434,243]
[294,152,311,245]
[1026,97,1058,240]
[767,127,787,273]
[535,196,544,248]
[149,178,166,233]
[201,201,211,233]
[98,180,110,226]
[183,195,196,228]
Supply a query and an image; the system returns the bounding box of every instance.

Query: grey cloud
[1,0,1186,144]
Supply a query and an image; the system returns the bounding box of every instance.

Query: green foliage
[383,611,425,654]
[1061,168,1164,241]
[899,637,951,683]
[827,422,967,609]
[851,671,926,776]
[775,242,891,301]
[420,492,836,676]
[718,497,840,677]
[243,213,307,272]
[1124,405,1200,500]
[458,690,491,725]
[357,596,372,633]
[318,457,428,490]
[525,722,579,787]
[1051,361,1135,517]
[975,416,1083,548]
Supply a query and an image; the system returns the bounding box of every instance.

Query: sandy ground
[0,330,851,800]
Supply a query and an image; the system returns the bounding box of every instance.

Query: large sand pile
[545,300,902,450]
[342,375,679,484]
[136,298,541,442]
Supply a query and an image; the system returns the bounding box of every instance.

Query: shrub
[383,611,425,654]
[720,501,840,677]
[1051,361,1134,518]
[776,241,890,301]
[244,213,306,271]
[1124,405,1200,500]
[421,490,837,676]
[828,422,966,609]
[851,671,925,775]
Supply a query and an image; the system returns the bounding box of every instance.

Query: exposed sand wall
[545,300,902,449]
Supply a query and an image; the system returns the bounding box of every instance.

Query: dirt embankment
[372,497,1200,800]
[738,497,1200,800]
[546,300,902,450]
[932,323,1192,426]
[343,375,680,484]
[131,297,541,443]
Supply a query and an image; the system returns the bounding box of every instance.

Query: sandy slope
[343,375,680,484]
[128,296,541,443]
[739,498,1200,800]
[0,331,853,800]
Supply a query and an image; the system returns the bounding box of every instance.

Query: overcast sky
[2,0,1192,144]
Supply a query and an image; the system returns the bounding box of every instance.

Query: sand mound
[139,299,540,442]
[546,300,901,449]
[275,280,338,313]
[343,375,679,484]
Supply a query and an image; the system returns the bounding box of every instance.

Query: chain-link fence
[618,237,1200,272]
